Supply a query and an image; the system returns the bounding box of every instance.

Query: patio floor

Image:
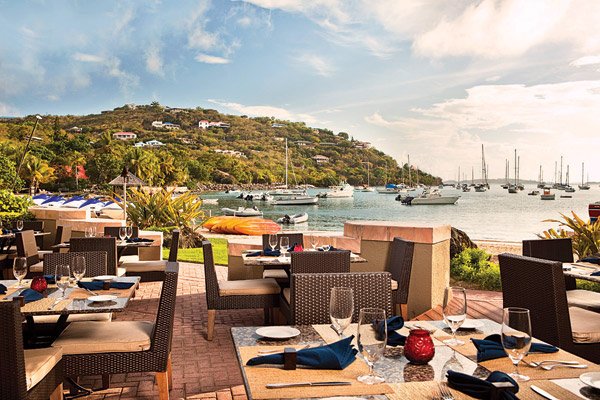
[71,262,503,399]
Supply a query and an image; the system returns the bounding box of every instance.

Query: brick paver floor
[69,262,502,399]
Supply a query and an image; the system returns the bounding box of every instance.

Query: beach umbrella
[108,167,147,220]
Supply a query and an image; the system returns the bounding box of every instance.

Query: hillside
[0,103,441,192]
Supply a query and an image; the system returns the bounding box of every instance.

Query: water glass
[119,226,127,241]
[72,256,86,282]
[13,257,27,287]
[501,307,532,382]
[442,287,467,346]
[55,265,71,299]
[268,234,278,251]
[356,308,387,384]
[16,220,24,231]
[279,237,290,256]
[330,287,354,338]
[126,225,133,239]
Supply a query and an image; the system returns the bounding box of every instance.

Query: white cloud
[208,99,317,123]
[145,45,164,76]
[570,56,600,66]
[105,57,139,95]
[295,54,335,76]
[73,53,104,63]
[195,54,230,64]
[237,16,252,26]
[19,26,36,38]
[188,27,220,50]
[485,75,501,82]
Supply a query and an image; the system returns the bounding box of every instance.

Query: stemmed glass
[268,234,278,251]
[279,237,290,257]
[119,226,127,242]
[72,256,86,282]
[442,287,467,345]
[16,220,24,231]
[13,257,27,288]
[55,265,71,299]
[357,308,387,384]
[330,287,354,339]
[501,307,532,382]
[85,226,93,238]
[126,225,133,240]
[308,235,318,251]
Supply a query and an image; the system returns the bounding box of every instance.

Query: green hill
[0,102,441,192]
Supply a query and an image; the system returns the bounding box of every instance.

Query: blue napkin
[77,281,135,290]
[20,289,44,304]
[471,334,558,362]
[246,336,357,370]
[592,271,600,276]
[447,370,519,400]
[247,248,282,257]
[126,237,153,243]
[0,283,6,294]
[580,254,600,265]
[374,316,406,346]
[318,247,350,252]
[44,275,57,284]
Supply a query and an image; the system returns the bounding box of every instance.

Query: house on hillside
[126,103,136,110]
[113,132,137,141]
[168,108,187,114]
[181,137,197,144]
[145,139,165,147]
[320,142,336,146]
[152,121,180,130]
[312,155,329,164]
[295,140,315,148]
[312,128,319,134]
[198,120,210,129]
[198,120,230,129]
[134,142,145,147]
[214,149,245,158]
[273,137,284,141]
[354,142,371,149]
[271,123,286,128]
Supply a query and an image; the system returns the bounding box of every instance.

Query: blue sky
[2,0,600,181]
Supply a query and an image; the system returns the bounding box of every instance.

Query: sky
[2,0,600,181]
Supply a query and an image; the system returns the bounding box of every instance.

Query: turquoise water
[201,186,599,241]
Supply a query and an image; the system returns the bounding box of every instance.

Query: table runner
[239,345,393,399]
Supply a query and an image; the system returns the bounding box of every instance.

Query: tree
[66,151,86,190]
[0,153,23,191]
[338,132,349,140]
[22,155,55,195]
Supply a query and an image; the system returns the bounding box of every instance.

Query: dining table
[0,230,51,252]
[564,262,600,284]
[231,319,600,400]
[52,239,154,260]
[242,249,367,267]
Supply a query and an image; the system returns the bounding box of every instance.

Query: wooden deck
[414,289,503,323]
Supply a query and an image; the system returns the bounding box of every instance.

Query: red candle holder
[404,329,435,364]
[30,276,48,293]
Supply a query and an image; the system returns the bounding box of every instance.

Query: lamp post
[13,115,42,193]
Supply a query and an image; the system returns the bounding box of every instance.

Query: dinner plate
[93,275,116,281]
[580,372,600,389]
[87,295,117,303]
[256,326,300,339]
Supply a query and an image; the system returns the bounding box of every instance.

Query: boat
[462,185,471,192]
[474,145,488,192]
[527,190,539,196]
[317,181,354,198]
[560,195,573,198]
[540,189,555,200]
[221,206,263,217]
[266,139,307,198]
[579,162,590,190]
[474,184,487,192]
[356,162,375,192]
[273,195,319,205]
[508,185,519,194]
[200,198,219,205]
[589,202,600,222]
[377,184,400,194]
[277,212,308,224]
[564,165,575,192]
[507,150,520,193]
[204,216,280,235]
[398,188,460,205]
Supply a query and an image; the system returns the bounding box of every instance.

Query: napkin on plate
[374,316,406,346]
[0,283,6,294]
[19,289,45,303]
[471,334,558,362]
[447,370,519,400]
[246,335,357,370]
[78,281,135,290]
[125,237,153,243]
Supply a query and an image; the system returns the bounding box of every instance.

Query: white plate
[256,326,300,339]
[87,295,117,303]
[443,319,484,330]
[93,275,116,281]
[580,372,600,389]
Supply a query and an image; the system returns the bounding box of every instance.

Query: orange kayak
[204,216,280,235]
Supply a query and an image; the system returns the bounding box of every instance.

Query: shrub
[539,212,600,258]
[450,248,501,291]
[0,190,32,223]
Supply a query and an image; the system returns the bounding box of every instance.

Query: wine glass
[85,226,93,238]
[16,220,23,231]
[501,307,532,382]
[13,257,27,287]
[308,235,318,250]
[357,308,387,384]
[442,287,467,345]
[330,287,354,339]
[126,225,133,239]
[279,237,290,257]
[91,225,97,237]
[72,256,86,282]
[268,234,278,251]
[119,226,127,242]
[55,265,71,299]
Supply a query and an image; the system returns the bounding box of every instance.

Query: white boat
[579,163,590,190]
[221,206,263,217]
[273,195,318,206]
[317,181,354,198]
[356,185,375,192]
[277,212,308,224]
[399,188,459,205]
[200,198,219,205]
[377,184,400,194]
[540,189,555,200]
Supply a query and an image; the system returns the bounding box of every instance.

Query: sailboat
[357,162,375,192]
[377,161,400,193]
[508,149,520,193]
[537,165,545,189]
[474,145,488,192]
[579,162,590,190]
[269,139,319,205]
[501,159,509,189]
[565,165,576,192]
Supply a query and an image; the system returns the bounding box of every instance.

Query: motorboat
[273,195,319,206]
[565,186,576,193]
[377,184,400,194]
[507,184,520,194]
[317,181,354,198]
[221,206,263,217]
[356,185,375,192]
[474,184,487,192]
[399,188,460,205]
[277,212,308,224]
[540,189,555,200]
[560,195,573,198]
[527,190,539,196]
[241,192,273,202]
[462,185,471,192]
[200,198,219,205]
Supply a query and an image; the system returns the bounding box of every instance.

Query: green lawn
[162,237,229,265]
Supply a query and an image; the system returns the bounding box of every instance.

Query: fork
[541,363,587,370]
[524,360,579,367]
[437,382,455,400]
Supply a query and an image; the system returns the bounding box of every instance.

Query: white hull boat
[221,206,263,217]
[277,212,308,224]
[317,181,354,198]
[273,196,319,205]
[400,188,459,205]
[377,187,399,194]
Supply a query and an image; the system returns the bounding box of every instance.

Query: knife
[531,385,560,400]
[267,382,351,389]
[47,299,62,310]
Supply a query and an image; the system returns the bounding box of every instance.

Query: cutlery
[83,287,98,296]
[437,382,455,400]
[266,381,351,388]
[524,360,579,367]
[541,363,587,370]
[47,299,62,310]
[531,384,560,400]
[258,344,310,355]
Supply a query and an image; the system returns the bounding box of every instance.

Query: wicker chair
[281,271,393,325]
[15,231,43,276]
[120,230,180,282]
[498,253,600,363]
[70,237,117,276]
[52,262,180,399]
[387,238,415,318]
[522,238,600,312]
[261,233,305,281]
[290,251,350,274]
[39,225,72,259]
[203,240,280,340]
[0,299,64,400]
[104,226,140,257]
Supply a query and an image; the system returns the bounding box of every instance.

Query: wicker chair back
[15,230,40,267]
[70,237,117,275]
[388,238,415,304]
[43,251,107,277]
[290,251,350,274]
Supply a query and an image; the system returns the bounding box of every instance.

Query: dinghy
[277,212,308,224]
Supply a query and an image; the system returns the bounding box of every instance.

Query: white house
[134,142,145,147]
[69,126,82,133]
[145,139,165,147]
[113,132,137,141]
[354,142,372,149]
[271,123,286,128]
[161,122,180,130]
[198,120,210,129]
[312,155,329,164]
[152,121,163,128]
[210,121,230,128]
[181,137,197,144]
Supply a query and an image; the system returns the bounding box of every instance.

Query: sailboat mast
[517,156,520,185]
[471,167,474,185]
[554,161,557,185]
[582,162,585,186]
[408,155,411,187]
[560,156,563,185]
[458,166,461,185]
[285,138,288,188]
[481,144,485,184]
[567,165,570,186]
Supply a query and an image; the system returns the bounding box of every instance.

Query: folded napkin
[247,248,282,257]
[44,275,57,284]
[0,283,6,294]
[77,280,135,290]
[592,270,600,276]
[126,237,153,243]
[19,289,44,304]
[375,316,406,346]
[317,247,351,252]
[471,334,558,362]
[580,253,600,265]
[246,335,358,370]
[447,370,519,400]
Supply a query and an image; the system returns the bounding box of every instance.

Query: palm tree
[22,155,55,195]
[126,148,159,186]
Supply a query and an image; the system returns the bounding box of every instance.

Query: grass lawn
[162,237,228,265]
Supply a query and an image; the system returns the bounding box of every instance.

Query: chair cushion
[29,261,43,273]
[218,278,281,296]
[33,312,112,324]
[391,279,398,291]
[567,289,600,312]
[118,255,140,265]
[52,321,154,354]
[569,306,600,343]
[282,287,290,303]
[263,269,288,280]
[24,347,63,391]
[120,260,166,272]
